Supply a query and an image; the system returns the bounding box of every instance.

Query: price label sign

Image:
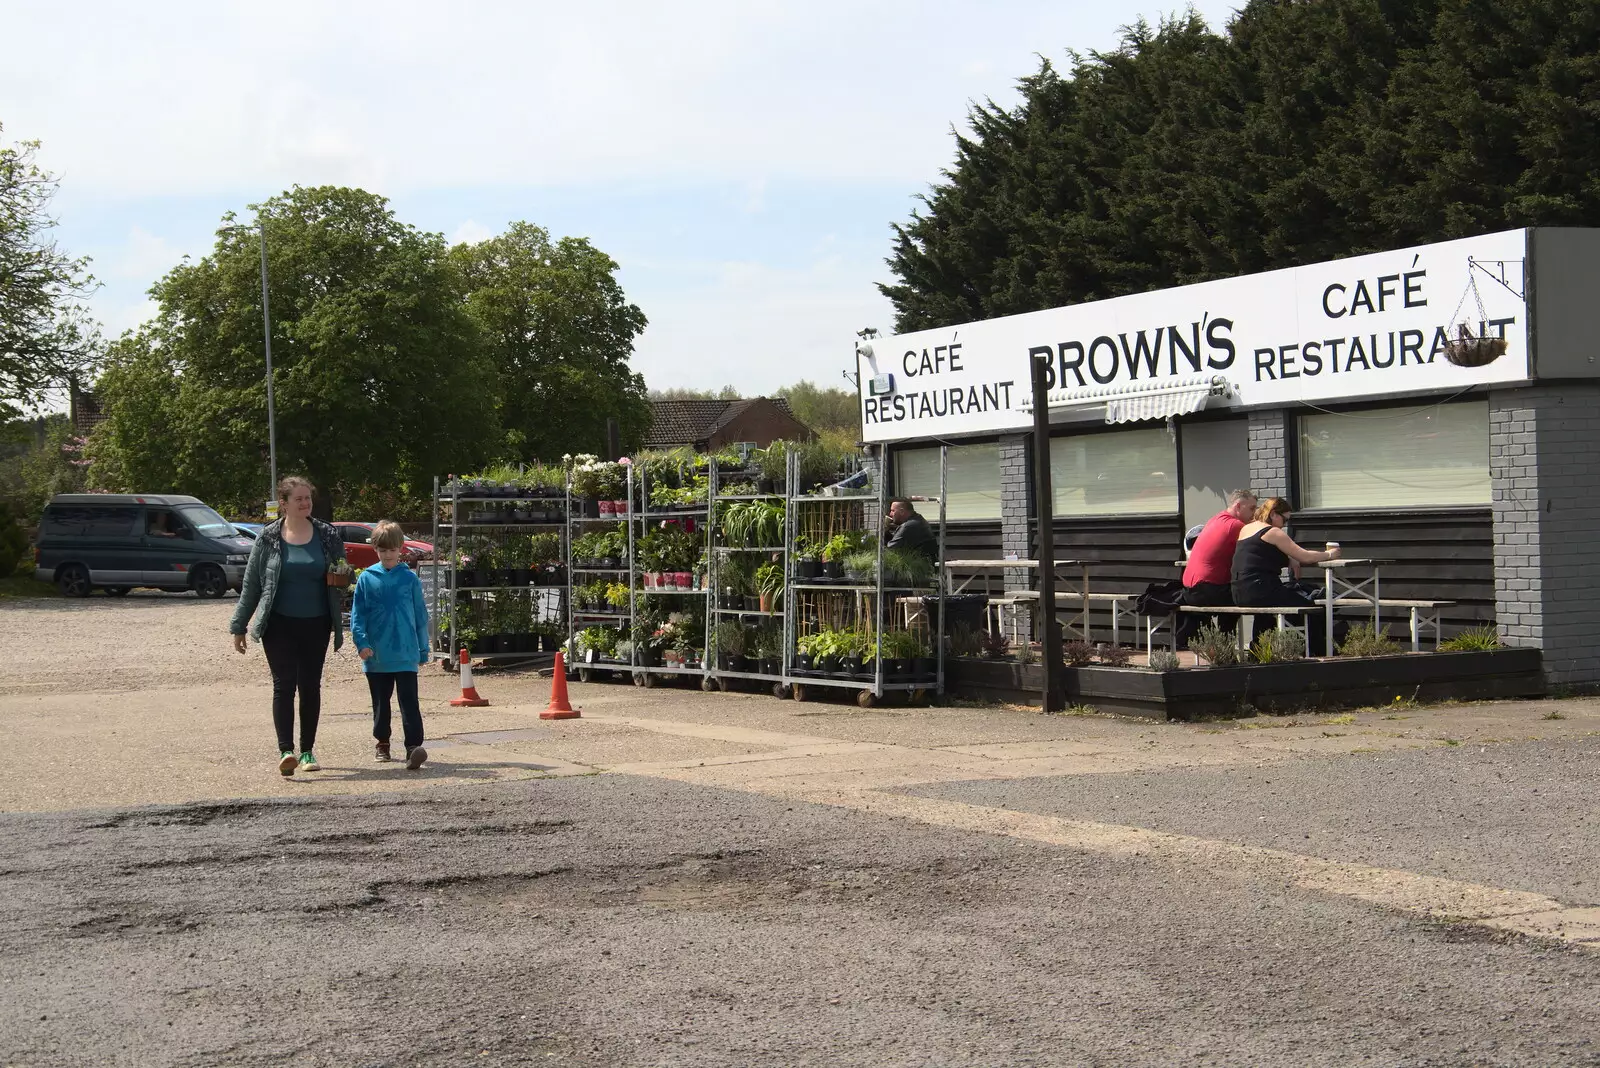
[265,500,280,520]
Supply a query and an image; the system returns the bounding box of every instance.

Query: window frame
[1046,423,1180,519]
[890,439,1004,523]
[1294,396,1491,513]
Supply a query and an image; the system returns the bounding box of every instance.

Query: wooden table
[1317,558,1391,656]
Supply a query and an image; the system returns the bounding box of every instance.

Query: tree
[88,186,499,516]
[650,385,740,400]
[880,0,1600,331]
[453,223,649,460]
[0,127,99,418]
[774,380,857,434]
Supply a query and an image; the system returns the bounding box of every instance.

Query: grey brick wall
[1490,382,1600,687]
[1247,410,1291,499]
[999,434,1033,641]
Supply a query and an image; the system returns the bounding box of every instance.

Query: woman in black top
[1231,497,1342,653]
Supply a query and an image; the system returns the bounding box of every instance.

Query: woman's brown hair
[1253,497,1292,523]
[277,475,315,502]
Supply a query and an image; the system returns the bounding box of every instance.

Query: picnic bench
[1147,598,1454,656]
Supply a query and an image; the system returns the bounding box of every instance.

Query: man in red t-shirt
[1176,489,1257,647]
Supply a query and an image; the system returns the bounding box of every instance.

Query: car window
[175,504,234,538]
[339,525,369,544]
[84,506,139,536]
[42,507,89,536]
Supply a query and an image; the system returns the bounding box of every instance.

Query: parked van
[34,494,252,598]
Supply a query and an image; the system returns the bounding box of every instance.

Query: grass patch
[1542,710,1566,721]
[1442,738,1461,746]
[1324,713,1357,725]
[0,574,56,600]
[1058,703,1099,717]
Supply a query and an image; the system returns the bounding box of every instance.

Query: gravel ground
[2,775,1599,1068]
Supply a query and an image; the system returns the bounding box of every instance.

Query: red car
[332,522,434,569]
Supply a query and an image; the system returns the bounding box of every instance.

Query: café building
[859,228,1600,691]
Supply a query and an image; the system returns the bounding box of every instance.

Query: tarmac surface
[2,594,1599,1065]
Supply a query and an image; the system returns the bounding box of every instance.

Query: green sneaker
[278,751,297,777]
[298,751,321,772]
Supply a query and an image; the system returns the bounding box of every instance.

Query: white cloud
[108,226,181,281]
[449,220,495,246]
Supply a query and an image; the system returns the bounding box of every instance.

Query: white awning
[1018,373,1234,425]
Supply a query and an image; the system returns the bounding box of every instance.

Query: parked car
[332,522,434,569]
[230,521,264,541]
[34,494,252,598]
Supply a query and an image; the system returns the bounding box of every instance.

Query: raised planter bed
[946,648,1544,721]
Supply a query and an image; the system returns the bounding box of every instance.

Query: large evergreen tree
[882,0,1600,332]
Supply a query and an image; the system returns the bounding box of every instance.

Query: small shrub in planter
[1147,649,1181,672]
[1188,623,1241,667]
[1061,640,1095,667]
[980,630,1010,660]
[1250,627,1306,663]
[1096,643,1133,667]
[1338,623,1400,657]
[1439,624,1501,651]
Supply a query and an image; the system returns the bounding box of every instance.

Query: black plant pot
[913,656,937,679]
[743,596,761,612]
[756,477,775,494]
[542,634,561,652]
[823,560,844,580]
[482,634,503,653]
[510,568,530,585]
[817,655,841,675]
[793,653,813,673]
[795,559,821,580]
[599,557,618,570]
[730,655,752,673]
[457,569,479,588]
[841,655,863,676]
[888,657,913,678]
[759,657,781,676]
[578,498,599,518]
[716,652,739,671]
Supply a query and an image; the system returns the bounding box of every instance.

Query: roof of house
[643,397,799,449]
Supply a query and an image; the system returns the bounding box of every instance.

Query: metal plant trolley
[782,446,947,707]
[704,453,790,697]
[624,461,714,689]
[567,464,644,683]
[432,473,569,665]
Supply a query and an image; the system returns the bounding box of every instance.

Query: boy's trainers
[375,742,392,762]
[278,752,297,777]
[405,746,428,770]
[298,751,321,772]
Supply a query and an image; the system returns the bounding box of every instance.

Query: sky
[3,0,1242,399]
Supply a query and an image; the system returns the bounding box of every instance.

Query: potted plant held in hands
[326,559,356,588]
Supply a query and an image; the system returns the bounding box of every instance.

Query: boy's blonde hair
[369,520,406,551]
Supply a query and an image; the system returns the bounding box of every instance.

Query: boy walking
[350,521,431,769]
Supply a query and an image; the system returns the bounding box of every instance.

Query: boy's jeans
[367,671,424,751]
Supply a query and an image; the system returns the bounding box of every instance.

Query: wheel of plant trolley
[909,687,930,706]
[56,564,91,598]
[635,671,657,688]
[578,668,594,684]
[856,689,877,708]
[790,683,807,703]
[772,682,790,700]
[700,675,719,692]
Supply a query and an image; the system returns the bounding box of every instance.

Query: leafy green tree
[774,380,857,434]
[453,222,649,460]
[650,385,740,400]
[0,127,99,417]
[881,0,1600,331]
[88,186,498,515]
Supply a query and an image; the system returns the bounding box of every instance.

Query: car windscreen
[178,504,237,539]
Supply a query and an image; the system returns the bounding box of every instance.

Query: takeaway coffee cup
[1325,541,1341,557]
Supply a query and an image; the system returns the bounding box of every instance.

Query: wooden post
[1030,353,1064,711]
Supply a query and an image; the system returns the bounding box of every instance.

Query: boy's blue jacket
[349,563,430,673]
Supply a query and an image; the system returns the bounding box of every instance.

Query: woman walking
[230,476,349,776]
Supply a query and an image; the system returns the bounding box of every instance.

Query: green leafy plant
[1188,623,1241,666]
[883,548,935,588]
[755,442,789,486]
[749,625,781,660]
[754,560,784,610]
[604,582,630,608]
[1439,625,1501,652]
[713,621,746,656]
[822,531,871,562]
[843,548,877,581]
[980,630,1010,660]
[1250,627,1306,664]
[526,532,561,564]
[576,625,619,658]
[1338,623,1399,658]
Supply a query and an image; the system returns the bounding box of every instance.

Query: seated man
[1175,489,1256,648]
[147,511,179,538]
[885,497,936,563]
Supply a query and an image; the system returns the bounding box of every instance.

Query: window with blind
[1298,400,1490,509]
[893,443,1001,520]
[1049,427,1178,516]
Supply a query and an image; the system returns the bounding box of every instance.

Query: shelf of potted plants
[779,443,949,706]
[703,449,793,696]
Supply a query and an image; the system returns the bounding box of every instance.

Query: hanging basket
[1443,325,1507,368]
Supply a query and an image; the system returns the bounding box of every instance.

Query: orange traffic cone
[449,647,490,707]
[541,651,580,719]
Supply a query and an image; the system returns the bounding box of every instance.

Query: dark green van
[34,494,251,598]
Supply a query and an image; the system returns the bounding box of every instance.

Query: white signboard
[858,229,1529,442]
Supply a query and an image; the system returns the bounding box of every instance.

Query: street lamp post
[257,224,278,501]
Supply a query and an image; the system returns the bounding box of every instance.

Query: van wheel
[105,587,131,597]
[57,565,91,598]
[191,565,227,599]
